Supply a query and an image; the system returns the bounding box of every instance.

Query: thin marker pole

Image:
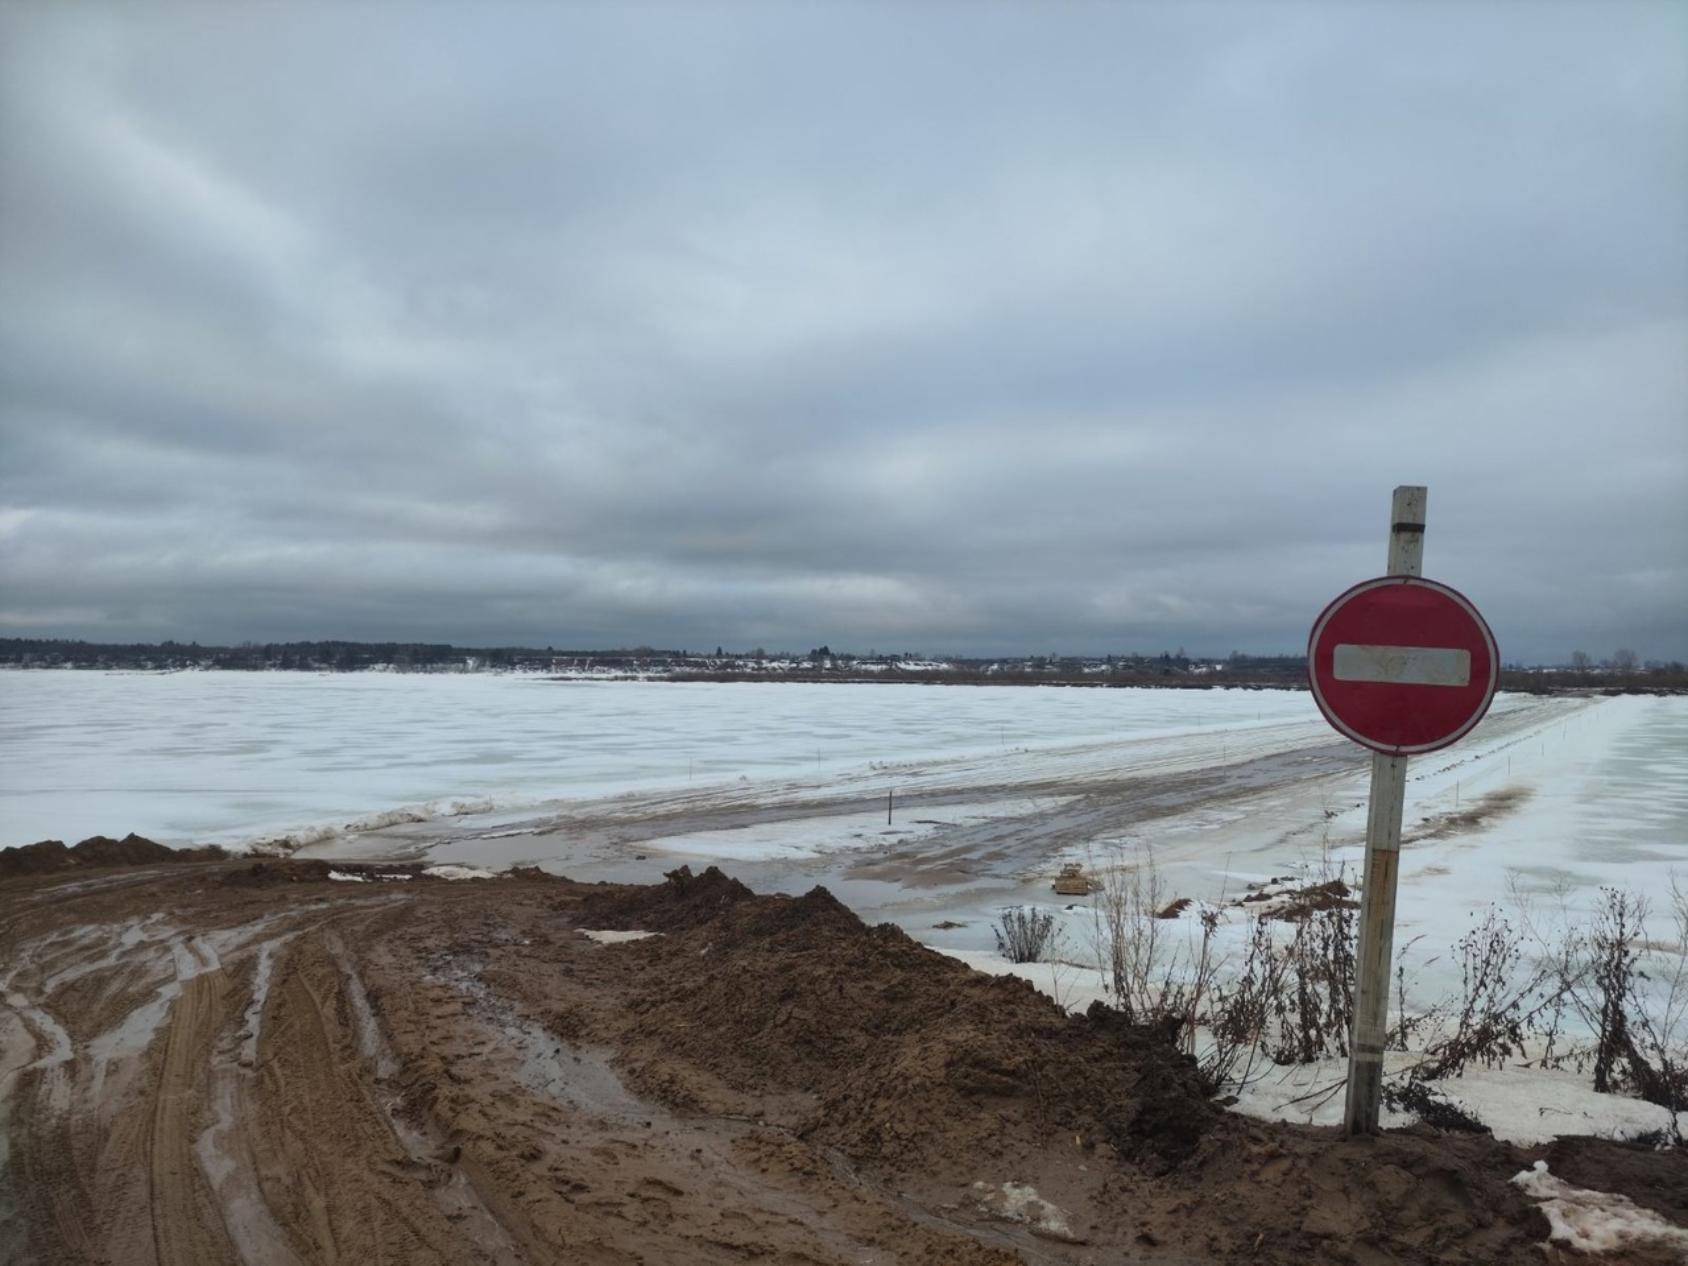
[887,788,894,825]
[1344,484,1425,1136]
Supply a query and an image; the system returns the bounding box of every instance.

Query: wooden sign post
[1343,482,1424,1127]
[1343,486,1423,1134]
[1304,486,1498,1135]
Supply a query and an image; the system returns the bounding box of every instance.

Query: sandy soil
[2,857,1683,1266]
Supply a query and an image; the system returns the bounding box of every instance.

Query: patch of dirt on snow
[1409,785,1533,841]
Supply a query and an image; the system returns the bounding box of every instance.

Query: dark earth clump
[221,859,424,885]
[574,862,755,930]
[0,832,226,879]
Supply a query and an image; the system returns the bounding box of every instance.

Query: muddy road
[2,858,1682,1265]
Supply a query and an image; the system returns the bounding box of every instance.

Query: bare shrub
[1268,897,1357,1064]
[1089,843,1172,1023]
[1086,845,1235,1089]
[1588,885,1687,1133]
[1511,877,1687,1141]
[995,906,1057,964]
[1418,906,1552,1080]
[1591,888,1644,1093]
[1198,896,1358,1079]
[1633,876,1688,1142]
[1388,935,1442,1053]
[1200,914,1279,1092]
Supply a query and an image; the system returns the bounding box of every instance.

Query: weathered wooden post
[1343,486,1424,1134]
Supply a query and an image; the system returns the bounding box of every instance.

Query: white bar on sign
[1333,643,1470,687]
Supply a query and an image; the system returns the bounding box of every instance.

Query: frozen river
[0,671,1317,850]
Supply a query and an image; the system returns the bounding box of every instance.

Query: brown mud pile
[2,858,1683,1265]
[591,868,1216,1172]
[0,832,225,877]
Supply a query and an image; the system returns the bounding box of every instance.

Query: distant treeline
[2,638,1682,693]
[0,638,566,672]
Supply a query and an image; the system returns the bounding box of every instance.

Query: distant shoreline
[4,636,1683,693]
[4,663,1683,696]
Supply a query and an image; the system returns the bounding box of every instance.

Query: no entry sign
[1308,576,1498,755]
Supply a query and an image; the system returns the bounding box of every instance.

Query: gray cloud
[2,2,1685,660]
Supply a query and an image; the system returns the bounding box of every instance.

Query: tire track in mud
[0,877,422,1265]
[247,909,515,1265]
[148,970,234,1264]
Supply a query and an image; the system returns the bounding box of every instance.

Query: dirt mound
[610,877,1216,1175]
[223,859,341,885]
[69,833,178,866]
[576,863,755,930]
[222,859,423,886]
[0,832,225,879]
[0,840,73,877]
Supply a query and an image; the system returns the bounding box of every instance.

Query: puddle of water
[424,949,657,1124]
[504,1015,652,1122]
[239,938,284,1068]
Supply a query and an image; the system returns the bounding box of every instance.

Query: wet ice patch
[1511,1161,1688,1256]
[971,1181,1083,1243]
[578,929,658,945]
[648,797,1076,863]
[422,865,501,881]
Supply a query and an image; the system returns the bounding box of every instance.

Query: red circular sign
[1307,576,1498,755]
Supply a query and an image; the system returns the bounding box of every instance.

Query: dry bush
[1268,898,1357,1064]
[1086,845,1231,1086]
[994,906,1058,964]
[1509,876,1687,1143]
[1199,899,1357,1080]
[1088,843,1173,1023]
[1585,886,1686,1133]
[1417,906,1553,1080]
[1086,843,1360,1095]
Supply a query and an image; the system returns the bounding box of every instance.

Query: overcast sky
[1,3,1683,661]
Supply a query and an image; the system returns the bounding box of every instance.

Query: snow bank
[422,865,501,881]
[579,929,659,944]
[1511,1161,1688,1256]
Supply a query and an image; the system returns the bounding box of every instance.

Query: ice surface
[0,672,1317,850]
